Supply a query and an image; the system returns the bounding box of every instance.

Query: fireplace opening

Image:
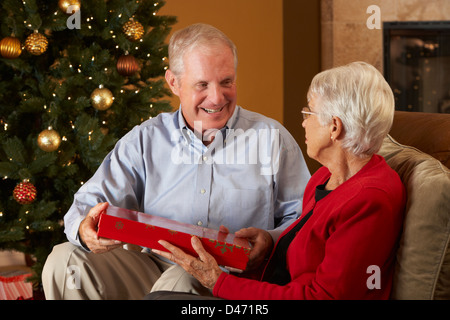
[383,21,450,113]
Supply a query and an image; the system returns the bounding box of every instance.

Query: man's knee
[43,242,80,274]
[42,242,83,299]
[151,264,212,296]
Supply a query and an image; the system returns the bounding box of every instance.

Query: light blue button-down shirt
[64,106,310,247]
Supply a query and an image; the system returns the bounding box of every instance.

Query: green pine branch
[0,0,177,285]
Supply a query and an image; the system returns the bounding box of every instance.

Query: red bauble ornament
[13,180,37,205]
[116,54,139,76]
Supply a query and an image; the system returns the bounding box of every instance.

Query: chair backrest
[378,134,450,299]
[389,111,450,168]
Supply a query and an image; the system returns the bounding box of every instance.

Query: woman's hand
[235,227,273,271]
[153,236,223,290]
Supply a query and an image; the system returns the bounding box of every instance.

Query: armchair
[378,111,450,299]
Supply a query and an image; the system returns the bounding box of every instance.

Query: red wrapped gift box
[97,205,251,270]
[0,270,33,300]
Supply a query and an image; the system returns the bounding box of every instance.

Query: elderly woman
[152,61,406,299]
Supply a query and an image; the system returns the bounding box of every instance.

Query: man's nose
[208,84,226,106]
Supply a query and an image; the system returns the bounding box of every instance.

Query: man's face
[166,43,237,133]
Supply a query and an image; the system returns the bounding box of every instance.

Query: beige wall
[159,0,284,123]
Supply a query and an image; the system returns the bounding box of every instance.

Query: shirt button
[203,156,208,161]
[200,188,206,194]
[197,221,203,226]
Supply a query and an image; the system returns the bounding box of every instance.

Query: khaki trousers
[42,242,211,300]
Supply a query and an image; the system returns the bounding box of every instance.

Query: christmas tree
[0,0,176,284]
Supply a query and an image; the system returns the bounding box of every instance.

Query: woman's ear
[165,69,180,96]
[330,116,344,141]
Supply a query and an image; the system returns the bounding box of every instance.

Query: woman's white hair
[307,61,395,157]
[168,23,238,77]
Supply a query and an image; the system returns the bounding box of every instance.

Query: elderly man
[42,23,310,300]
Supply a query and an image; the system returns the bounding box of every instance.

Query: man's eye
[222,80,233,87]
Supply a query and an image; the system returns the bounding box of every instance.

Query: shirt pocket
[223,188,271,231]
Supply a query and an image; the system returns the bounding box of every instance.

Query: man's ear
[165,69,180,96]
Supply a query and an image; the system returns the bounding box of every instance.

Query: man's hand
[235,227,273,271]
[78,202,123,253]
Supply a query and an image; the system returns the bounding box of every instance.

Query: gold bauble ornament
[25,31,48,56]
[123,19,145,41]
[0,36,22,59]
[37,127,61,152]
[117,54,139,76]
[91,87,114,111]
[58,0,81,14]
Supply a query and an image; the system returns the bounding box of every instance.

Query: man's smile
[200,106,225,114]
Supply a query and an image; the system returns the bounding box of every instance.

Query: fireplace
[383,21,450,113]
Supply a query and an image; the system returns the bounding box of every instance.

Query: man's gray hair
[307,61,395,157]
[168,23,238,77]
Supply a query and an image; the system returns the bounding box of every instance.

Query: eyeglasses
[301,107,318,120]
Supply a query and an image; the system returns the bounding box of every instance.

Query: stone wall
[321,0,450,72]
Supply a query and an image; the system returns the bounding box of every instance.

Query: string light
[7,3,167,227]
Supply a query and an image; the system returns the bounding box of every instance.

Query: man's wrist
[77,229,90,251]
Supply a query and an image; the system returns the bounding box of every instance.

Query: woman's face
[302,95,333,163]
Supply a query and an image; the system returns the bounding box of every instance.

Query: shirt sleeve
[268,130,310,241]
[63,127,146,247]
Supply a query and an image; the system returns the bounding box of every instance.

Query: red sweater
[213,155,406,299]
